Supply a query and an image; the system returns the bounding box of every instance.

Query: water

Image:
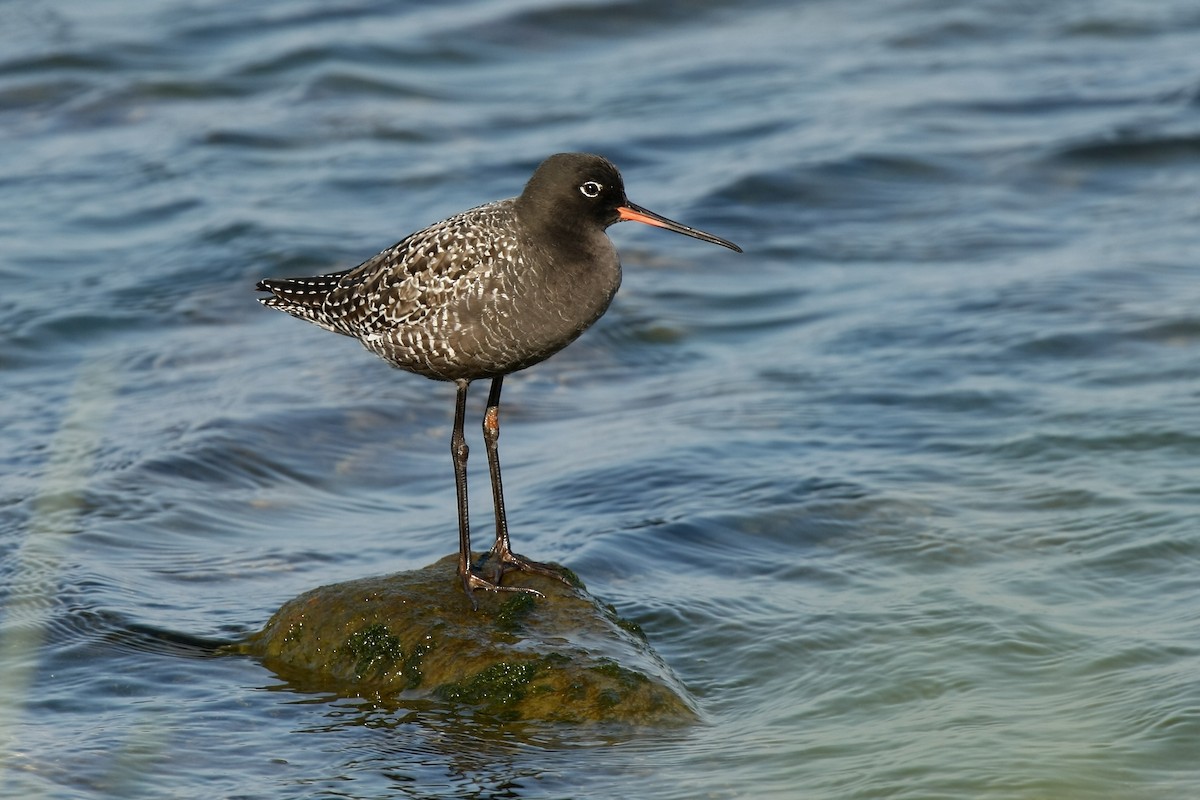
[2,0,1198,797]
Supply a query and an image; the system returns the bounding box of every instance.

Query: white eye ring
[580,181,603,198]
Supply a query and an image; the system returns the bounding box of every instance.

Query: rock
[230,554,698,725]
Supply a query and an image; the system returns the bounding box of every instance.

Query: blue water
[3,1,1199,797]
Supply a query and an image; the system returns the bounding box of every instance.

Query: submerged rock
[231,554,697,725]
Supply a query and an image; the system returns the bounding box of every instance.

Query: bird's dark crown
[517,152,627,229]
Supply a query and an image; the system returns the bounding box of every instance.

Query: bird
[256,152,741,608]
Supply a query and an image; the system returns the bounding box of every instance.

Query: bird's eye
[579,181,603,198]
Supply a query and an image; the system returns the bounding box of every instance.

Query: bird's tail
[256,270,352,334]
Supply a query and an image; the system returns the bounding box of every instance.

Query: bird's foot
[458,546,571,610]
[460,570,544,611]
[483,543,573,587]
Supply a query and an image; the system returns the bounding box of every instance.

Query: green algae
[494,592,537,631]
[338,623,430,689]
[434,660,541,706]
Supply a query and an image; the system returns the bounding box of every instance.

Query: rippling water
[2,1,1199,797]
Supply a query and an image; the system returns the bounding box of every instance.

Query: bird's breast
[461,243,622,373]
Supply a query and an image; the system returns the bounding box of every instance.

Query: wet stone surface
[230,554,698,725]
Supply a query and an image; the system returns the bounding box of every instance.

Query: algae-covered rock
[231,554,697,725]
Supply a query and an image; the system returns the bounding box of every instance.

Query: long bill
[617,202,743,253]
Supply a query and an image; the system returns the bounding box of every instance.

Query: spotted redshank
[257,153,741,607]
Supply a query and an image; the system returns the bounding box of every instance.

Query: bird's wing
[324,200,520,335]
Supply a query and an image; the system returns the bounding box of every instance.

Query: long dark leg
[481,376,570,585]
[452,378,544,608]
[451,379,476,603]
[482,376,513,565]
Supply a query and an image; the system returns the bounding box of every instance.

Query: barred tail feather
[256,270,352,334]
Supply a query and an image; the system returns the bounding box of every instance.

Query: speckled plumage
[256,153,741,607]
[258,158,627,381]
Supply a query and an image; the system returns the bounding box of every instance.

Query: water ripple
[2,0,1199,797]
